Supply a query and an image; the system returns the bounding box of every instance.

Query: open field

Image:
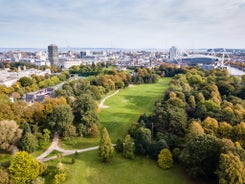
[99,78,171,141]
[45,151,202,184]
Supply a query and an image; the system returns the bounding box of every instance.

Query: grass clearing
[45,151,201,184]
[60,137,100,150]
[99,78,171,141]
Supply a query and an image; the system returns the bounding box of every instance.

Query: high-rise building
[169,46,177,62]
[48,44,59,66]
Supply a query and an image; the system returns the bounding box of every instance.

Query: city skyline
[0,0,245,49]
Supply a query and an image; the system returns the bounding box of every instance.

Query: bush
[157,148,173,169]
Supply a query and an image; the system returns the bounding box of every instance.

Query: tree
[233,122,245,147]
[39,129,51,148]
[54,162,67,184]
[180,135,222,178]
[202,117,219,136]
[18,76,33,87]
[0,120,22,152]
[216,152,245,184]
[49,104,74,133]
[218,122,233,139]
[19,132,39,153]
[157,148,173,169]
[134,127,151,155]
[148,139,168,160]
[88,123,99,137]
[115,138,124,153]
[186,121,204,139]
[123,135,135,159]
[98,128,114,162]
[0,167,10,184]
[9,151,40,184]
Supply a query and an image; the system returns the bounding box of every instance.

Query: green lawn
[60,137,99,150]
[45,151,201,184]
[99,78,171,141]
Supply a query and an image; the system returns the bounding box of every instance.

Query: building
[169,46,177,62]
[48,44,59,66]
[80,51,86,58]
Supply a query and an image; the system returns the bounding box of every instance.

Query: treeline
[129,68,245,183]
[229,61,245,70]
[69,62,108,76]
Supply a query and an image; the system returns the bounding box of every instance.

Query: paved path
[99,90,120,108]
[36,133,115,162]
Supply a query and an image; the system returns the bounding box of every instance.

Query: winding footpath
[36,90,119,162]
[99,90,120,108]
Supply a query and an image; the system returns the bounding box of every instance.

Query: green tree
[180,135,222,178]
[157,148,173,169]
[115,138,124,153]
[18,76,33,87]
[98,128,114,162]
[49,104,74,133]
[134,127,151,155]
[216,152,245,184]
[123,135,135,159]
[9,151,40,184]
[19,132,39,153]
[39,129,51,148]
[0,120,22,152]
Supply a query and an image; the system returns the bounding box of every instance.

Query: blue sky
[0,0,245,49]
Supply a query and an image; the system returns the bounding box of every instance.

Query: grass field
[99,78,171,141]
[45,151,201,184]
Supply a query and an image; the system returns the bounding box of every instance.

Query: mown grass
[99,78,171,141]
[60,137,99,150]
[45,151,200,184]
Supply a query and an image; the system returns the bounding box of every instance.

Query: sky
[0,0,245,49]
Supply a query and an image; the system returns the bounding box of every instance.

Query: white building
[0,67,51,87]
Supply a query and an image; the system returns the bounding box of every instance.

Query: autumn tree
[98,128,114,162]
[216,152,245,184]
[123,135,135,159]
[0,120,22,152]
[54,162,67,184]
[9,151,40,184]
[186,121,204,139]
[157,148,173,169]
[233,122,245,147]
[0,167,10,184]
[202,117,219,136]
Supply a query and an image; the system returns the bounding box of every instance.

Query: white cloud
[0,0,244,48]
